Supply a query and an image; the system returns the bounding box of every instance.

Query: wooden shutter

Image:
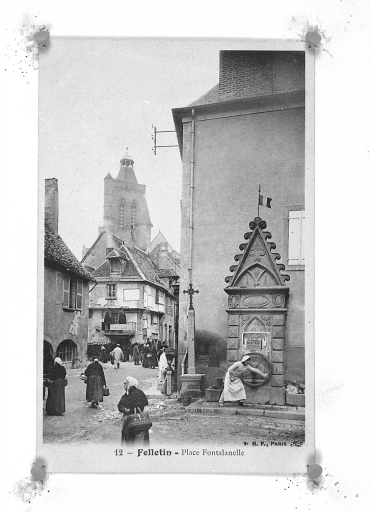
[76,280,83,310]
[63,276,70,307]
[69,279,77,309]
[288,210,305,265]
[300,211,305,264]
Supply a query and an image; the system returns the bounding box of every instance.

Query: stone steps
[186,400,305,421]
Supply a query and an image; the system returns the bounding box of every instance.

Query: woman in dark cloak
[45,357,67,416]
[118,376,149,445]
[149,344,158,369]
[85,357,107,408]
[43,351,54,400]
[142,344,150,368]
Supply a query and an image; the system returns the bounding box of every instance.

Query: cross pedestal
[180,373,204,401]
[180,284,204,401]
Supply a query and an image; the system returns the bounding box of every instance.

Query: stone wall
[44,266,89,368]
[178,97,305,386]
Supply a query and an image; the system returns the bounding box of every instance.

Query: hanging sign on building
[242,331,268,351]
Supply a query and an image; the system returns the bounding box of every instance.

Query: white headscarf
[124,376,138,391]
[54,357,63,366]
[241,355,251,363]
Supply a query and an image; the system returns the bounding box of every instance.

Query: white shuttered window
[288,210,305,266]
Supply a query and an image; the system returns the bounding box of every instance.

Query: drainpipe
[188,108,195,281]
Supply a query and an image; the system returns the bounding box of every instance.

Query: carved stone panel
[242,295,270,308]
[229,315,239,326]
[229,295,240,309]
[273,294,285,308]
[227,337,240,350]
[272,338,284,350]
[228,325,239,338]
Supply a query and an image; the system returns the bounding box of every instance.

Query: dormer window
[110,258,121,273]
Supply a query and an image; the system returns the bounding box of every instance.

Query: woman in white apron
[219,355,268,406]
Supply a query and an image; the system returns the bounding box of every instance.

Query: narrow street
[43,362,305,447]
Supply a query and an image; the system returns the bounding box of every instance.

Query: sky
[38,37,257,258]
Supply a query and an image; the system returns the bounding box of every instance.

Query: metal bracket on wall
[151,125,178,155]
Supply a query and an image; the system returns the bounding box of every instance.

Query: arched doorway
[56,339,77,369]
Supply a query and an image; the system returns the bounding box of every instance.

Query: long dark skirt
[142,355,149,368]
[86,375,104,402]
[46,379,66,415]
[149,355,157,368]
[121,415,150,446]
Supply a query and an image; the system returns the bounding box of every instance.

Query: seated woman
[118,376,149,445]
[45,357,67,416]
[219,354,268,407]
[84,357,107,408]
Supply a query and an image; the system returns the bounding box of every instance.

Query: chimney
[219,51,273,101]
[45,178,59,234]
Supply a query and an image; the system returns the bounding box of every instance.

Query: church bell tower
[103,149,152,251]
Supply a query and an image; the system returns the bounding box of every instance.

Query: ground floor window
[56,339,77,363]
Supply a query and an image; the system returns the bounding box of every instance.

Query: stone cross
[183,283,199,310]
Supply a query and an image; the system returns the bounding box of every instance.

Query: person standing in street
[45,357,67,416]
[118,376,149,445]
[142,343,150,368]
[158,348,168,383]
[43,351,54,400]
[133,343,140,365]
[139,344,144,365]
[84,357,107,408]
[100,345,107,363]
[149,343,158,369]
[110,344,124,370]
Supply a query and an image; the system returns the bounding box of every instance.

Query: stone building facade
[82,228,177,356]
[44,179,94,370]
[172,51,306,401]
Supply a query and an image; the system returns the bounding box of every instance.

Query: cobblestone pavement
[43,362,305,446]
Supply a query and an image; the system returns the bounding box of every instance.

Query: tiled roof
[89,241,167,288]
[92,255,142,279]
[81,230,124,264]
[158,269,179,278]
[124,259,142,278]
[129,247,165,286]
[44,226,94,281]
[187,84,219,107]
[92,261,111,278]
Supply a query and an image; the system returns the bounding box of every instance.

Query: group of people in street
[100,341,170,371]
[43,355,151,445]
[43,351,270,445]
